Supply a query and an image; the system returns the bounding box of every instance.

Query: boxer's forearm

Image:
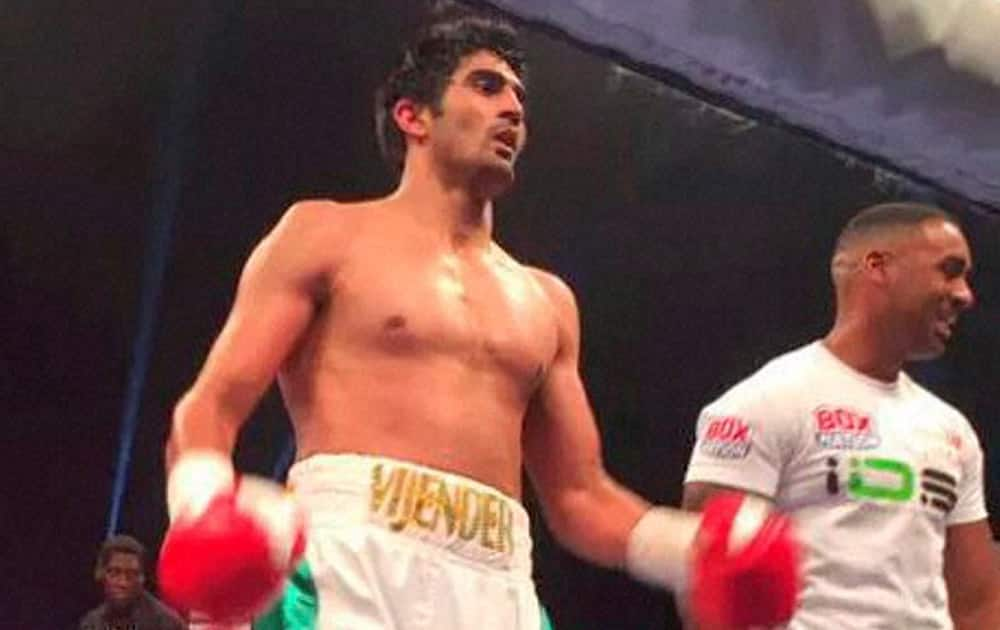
[544,473,650,568]
[165,386,247,471]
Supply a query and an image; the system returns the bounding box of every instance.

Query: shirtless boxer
[162,12,799,630]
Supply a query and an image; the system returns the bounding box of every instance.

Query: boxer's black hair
[375,8,526,174]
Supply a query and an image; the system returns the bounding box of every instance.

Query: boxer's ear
[393,98,430,142]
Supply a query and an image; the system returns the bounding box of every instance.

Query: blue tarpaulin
[488,0,1000,212]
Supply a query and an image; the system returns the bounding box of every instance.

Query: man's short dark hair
[374,9,526,173]
[94,534,146,580]
[834,202,959,255]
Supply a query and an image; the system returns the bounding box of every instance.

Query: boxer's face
[885,220,974,360]
[102,551,144,607]
[429,50,526,192]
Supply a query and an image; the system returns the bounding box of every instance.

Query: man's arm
[681,377,787,515]
[521,270,649,568]
[945,519,1000,629]
[165,201,333,469]
[522,271,800,630]
[158,203,331,621]
[676,482,777,629]
[682,481,773,512]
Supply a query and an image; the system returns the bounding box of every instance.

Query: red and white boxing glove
[158,451,307,622]
[626,492,800,629]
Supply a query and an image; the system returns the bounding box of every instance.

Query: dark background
[3,2,997,628]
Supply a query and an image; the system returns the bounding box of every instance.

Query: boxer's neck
[393,158,495,249]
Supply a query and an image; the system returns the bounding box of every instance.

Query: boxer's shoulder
[276,198,368,238]
[254,199,370,278]
[523,266,575,309]
[520,267,580,342]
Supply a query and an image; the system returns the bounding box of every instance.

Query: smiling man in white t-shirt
[684,202,1000,629]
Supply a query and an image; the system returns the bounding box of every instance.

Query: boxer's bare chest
[322,241,557,384]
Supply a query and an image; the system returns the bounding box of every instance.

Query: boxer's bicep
[522,343,603,508]
[197,239,315,398]
[522,272,600,505]
[523,271,647,566]
[170,203,330,455]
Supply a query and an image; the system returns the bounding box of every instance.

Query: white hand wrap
[625,506,701,591]
[167,450,235,522]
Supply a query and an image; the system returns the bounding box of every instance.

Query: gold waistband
[369,461,515,557]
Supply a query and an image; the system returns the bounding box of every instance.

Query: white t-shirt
[685,341,987,629]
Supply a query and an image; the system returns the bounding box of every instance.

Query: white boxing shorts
[249,453,542,630]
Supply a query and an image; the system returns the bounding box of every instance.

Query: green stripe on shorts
[252,560,555,630]
[539,604,554,630]
[252,561,318,630]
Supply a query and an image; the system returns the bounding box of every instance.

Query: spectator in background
[80,534,186,630]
